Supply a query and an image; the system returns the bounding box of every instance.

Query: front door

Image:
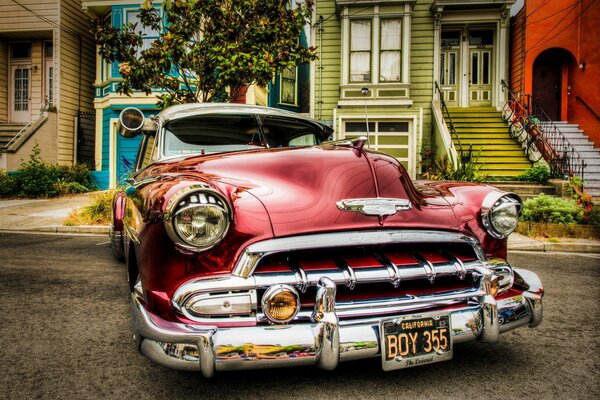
[9,64,31,123]
[467,29,493,107]
[533,53,561,121]
[439,26,495,108]
[439,29,461,107]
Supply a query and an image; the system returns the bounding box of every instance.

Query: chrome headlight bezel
[481,191,522,239]
[164,185,231,252]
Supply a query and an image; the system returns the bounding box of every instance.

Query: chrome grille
[253,242,483,323]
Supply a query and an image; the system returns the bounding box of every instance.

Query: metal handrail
[3,103,48,151]
[501,80,586,180]
[434,81,472,167]
[575,96,600,121]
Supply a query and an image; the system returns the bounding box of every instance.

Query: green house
[312,0,525,178]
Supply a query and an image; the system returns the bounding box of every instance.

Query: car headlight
[481,191,522,239]
[164,185,231,251]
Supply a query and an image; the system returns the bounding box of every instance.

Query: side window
[139,134,157,170]
[289,134,317,147]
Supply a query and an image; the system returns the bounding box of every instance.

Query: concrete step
[455,139,517,145]
[487,181,556,198]
[454,132,513,138]
[453,122,508,128]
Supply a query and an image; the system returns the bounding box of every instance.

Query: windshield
[162,113,322,158]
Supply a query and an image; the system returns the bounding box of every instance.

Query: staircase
[0,123,26,151]
[447,107,532,177]
[546,122,600,198]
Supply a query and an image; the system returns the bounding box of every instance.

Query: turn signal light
[262,285,300,324]
[490,275,500,297]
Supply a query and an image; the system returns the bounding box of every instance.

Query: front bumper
[130,268,543,377]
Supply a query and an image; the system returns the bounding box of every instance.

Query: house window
[126,9,160,56]
[379,19,401,82]
[350,20,371,83]
[342,6,411,86]
[280,67,297,105]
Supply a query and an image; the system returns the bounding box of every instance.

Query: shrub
[515,162,550,183]
[0,143,95,198]
[584,205,600,227]
[423,152,486,182]
[521,194,584,224]
[64,190,115,226]
[0,169,17,197]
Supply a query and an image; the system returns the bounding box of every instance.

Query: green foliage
[92,0,317,107]
[521,194,584,224]
[0,143,96,198]
[423,151,486,182]
[515,162,550,183]
[0,169,17,197]
[64,190,115,226]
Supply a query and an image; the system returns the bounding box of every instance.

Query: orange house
[510,0,599,147]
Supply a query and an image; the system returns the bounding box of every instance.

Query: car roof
[158,103,332,134]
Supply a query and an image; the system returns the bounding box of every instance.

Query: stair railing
[3,103,48,151]
[434,81,472,169]
[501,80,585,181]
[575,96,600,121]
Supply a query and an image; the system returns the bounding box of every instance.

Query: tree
[91,0,316,108]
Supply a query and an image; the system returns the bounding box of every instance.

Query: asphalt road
[0,232,598,400]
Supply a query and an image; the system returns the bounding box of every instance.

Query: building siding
[56,0,96,165]
[0,39,7,122]
[509,6,525,93]
[314,0,436,177]
[0,0,58,31]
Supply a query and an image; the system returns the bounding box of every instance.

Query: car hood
[148,146,460,237]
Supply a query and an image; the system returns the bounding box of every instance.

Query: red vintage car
[110,104,543,377]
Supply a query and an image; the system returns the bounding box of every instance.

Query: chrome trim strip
[233,230,486,277]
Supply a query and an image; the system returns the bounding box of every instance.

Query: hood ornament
[337,198,412,217]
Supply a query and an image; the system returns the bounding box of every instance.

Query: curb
[508,241,600,253]
[0,225,109,235]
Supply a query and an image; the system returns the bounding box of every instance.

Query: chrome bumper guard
[131,267,543,378]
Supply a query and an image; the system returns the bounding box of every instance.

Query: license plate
[380,313,453,371]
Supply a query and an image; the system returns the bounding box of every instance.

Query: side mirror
[118,108,144,138]
[118,108,157,138]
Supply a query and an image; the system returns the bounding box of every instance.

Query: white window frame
[341,4,411,86]
[44,41,54,107]
[279,67,298,106]
[124,7,161,58]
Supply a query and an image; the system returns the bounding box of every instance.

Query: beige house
[0,0,95,171]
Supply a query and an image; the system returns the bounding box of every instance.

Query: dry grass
[64,190,116,226]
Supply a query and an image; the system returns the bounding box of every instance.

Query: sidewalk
[0,194,108,234]
[0,194,599,252]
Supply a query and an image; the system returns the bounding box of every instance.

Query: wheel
[109,224,126,261]
[510,119,527,144]
[527,138,543,162]
[502,101,514,122]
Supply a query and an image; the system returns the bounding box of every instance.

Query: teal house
[82,1,311,189]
